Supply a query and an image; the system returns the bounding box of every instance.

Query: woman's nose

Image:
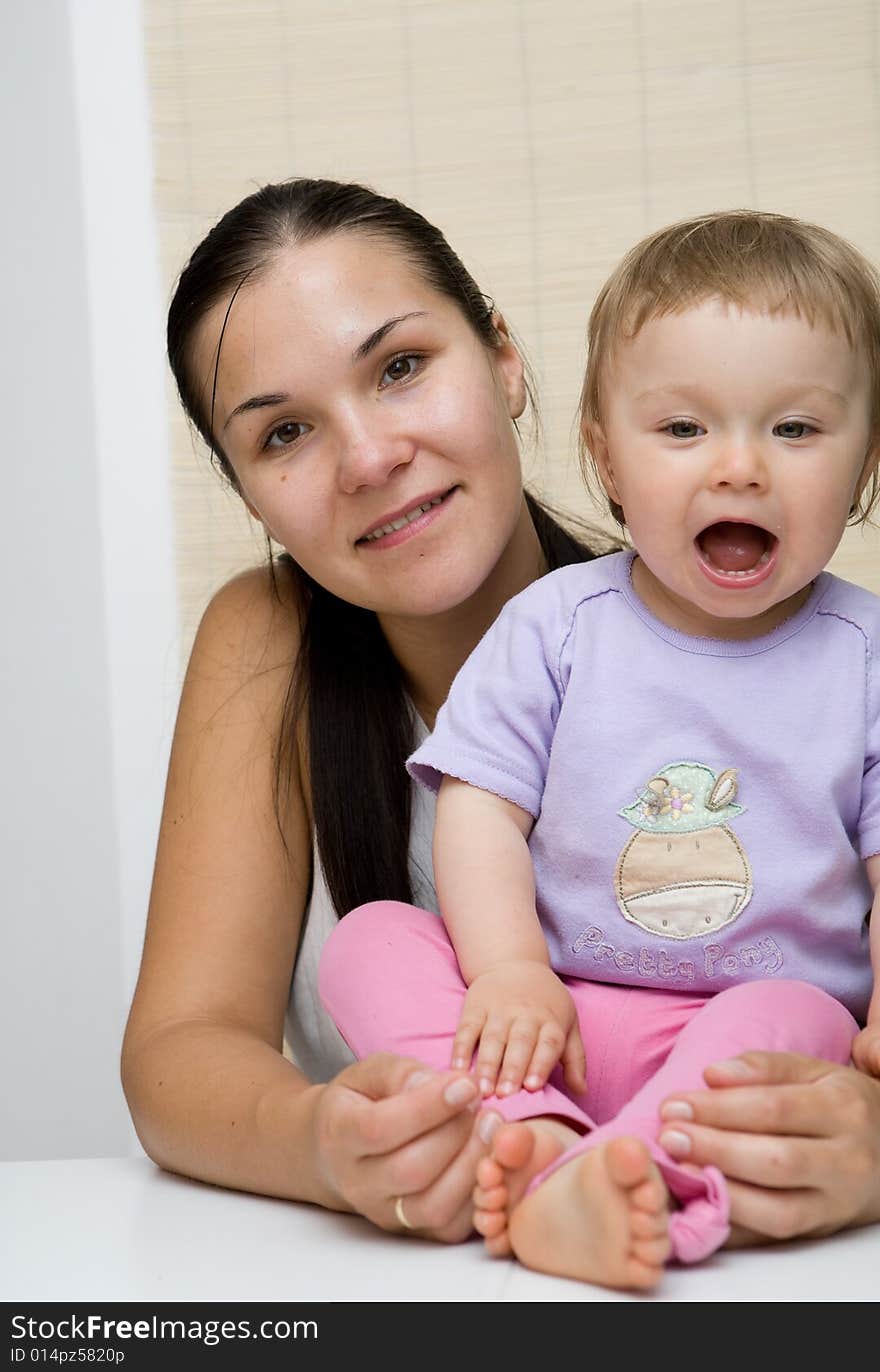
[337,411,415,492]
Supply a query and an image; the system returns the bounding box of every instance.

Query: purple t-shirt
[408,552,880,1022]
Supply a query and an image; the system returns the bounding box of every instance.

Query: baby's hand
[451,960,586,1100]
[852,1023,880,1077]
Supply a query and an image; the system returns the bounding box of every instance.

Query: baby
[405,210,880,1287]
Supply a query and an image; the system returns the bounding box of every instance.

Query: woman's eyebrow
[353,311,427,362]
[223,393,290,431]
[223,312,430,431]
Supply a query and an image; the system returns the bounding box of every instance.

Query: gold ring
[394,1195,414,1230]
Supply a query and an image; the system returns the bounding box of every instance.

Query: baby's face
[592,297,874,639]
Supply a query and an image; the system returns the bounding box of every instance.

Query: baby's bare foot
[473,1119,578,1257]
[483,1131,671,1290]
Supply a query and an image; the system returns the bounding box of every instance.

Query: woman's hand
[451,960,587,1100]
[658,1052,880,1241]
[851,1023,880,1076]
[311,1053,500,1243]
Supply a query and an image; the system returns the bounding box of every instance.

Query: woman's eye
[774,420,813,439]
[264,420,309,451]
[380,353,423,387]
[664,420,704,439]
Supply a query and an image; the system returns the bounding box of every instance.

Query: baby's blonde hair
[579,209,880,526]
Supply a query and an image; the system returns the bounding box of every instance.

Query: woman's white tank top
[284,715,438,1081]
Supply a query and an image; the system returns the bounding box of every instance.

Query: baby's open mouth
[695,521,777,578]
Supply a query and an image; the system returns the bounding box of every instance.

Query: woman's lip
[357,487,454,542]
[694,536,779,589]
[356,487,457,550]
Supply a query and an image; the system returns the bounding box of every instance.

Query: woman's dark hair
[167,177,607,917]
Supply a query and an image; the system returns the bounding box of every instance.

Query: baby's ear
[582,418,620,505]
[852,439,880,514]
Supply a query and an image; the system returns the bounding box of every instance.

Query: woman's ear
[491,314,527,420]
[242,497,279,542]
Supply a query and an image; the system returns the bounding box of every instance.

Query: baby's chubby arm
[434,777,586,1100]
[852,853,880,1076]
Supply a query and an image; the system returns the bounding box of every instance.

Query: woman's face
[194,233,527,617]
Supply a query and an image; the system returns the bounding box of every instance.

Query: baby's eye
[663,419,705,439]
[380,353,424,387]
[264,419,309,451]
[774,420,814,439]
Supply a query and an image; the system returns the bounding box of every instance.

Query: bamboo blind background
[145,0,880,653]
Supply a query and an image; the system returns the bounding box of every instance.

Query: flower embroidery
[659,787,694,820]
[636,778,696,823]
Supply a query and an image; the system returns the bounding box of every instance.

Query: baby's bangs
[618,272,862,350]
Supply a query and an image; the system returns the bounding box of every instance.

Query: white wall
[0,0,178,1159]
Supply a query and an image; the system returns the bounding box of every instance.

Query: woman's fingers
[660,1081,839,1139]
[721,1178,838,1243]
[337,1052,433,1100]
[658,1057,880,1241]
[341,1057,479,1156]
[659,1118,829,1190]
[375,1102,481,1194]
[700,1050,835,1090]
[388,1109,503,1241]
[851,1026,880,1077]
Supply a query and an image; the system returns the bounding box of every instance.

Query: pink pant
[318,902,858,1263]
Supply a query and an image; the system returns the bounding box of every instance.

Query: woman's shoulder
[192,561,304,683]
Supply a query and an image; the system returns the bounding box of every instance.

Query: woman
[122,178,880,1245]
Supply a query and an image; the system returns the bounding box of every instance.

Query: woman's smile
[356,486,458,549]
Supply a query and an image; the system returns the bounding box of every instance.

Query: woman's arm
[434,778,586,1098]
[122,570,485,1236]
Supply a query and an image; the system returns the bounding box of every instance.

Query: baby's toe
[475,1155,505,1191]
[630,1204,668,1239]
[491,1121,538,1171]
[484,1229,514,1258]
[630,1172,668,1217]
[473,1182,507,1213]
[633,1232,672,1269]
[474,1207,508,1239]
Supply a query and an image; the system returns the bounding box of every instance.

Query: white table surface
[3,1156,878,1303]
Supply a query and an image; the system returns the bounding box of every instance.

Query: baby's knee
[713,978,857,1058]
[321,898,408,966]
[718,977,840,1011]
[318,900,432,1004]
